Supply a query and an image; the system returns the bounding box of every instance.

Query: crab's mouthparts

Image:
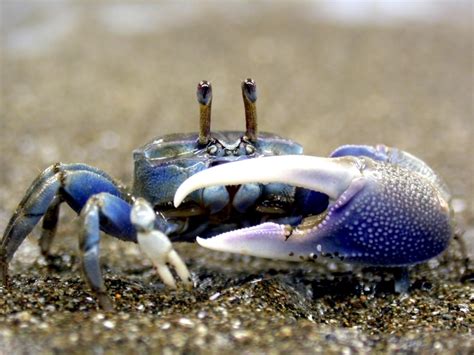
[173,155,363,260]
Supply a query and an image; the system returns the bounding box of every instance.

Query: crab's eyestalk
[197,80,212,146]
[242,78,258,142]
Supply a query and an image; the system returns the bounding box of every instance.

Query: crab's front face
[132,79,326,225]
[132,131,303,211]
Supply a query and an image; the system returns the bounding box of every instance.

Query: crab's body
[134,132,298,237]
[0,79,453,310]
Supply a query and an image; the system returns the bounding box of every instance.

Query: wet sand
[1,3,473,354]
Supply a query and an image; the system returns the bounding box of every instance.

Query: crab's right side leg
[0,163,125,284]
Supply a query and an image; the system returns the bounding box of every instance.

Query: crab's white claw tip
[173,189,187,208]
[137,228,191,289]
[196,236,216,250]
[174,155,362,207]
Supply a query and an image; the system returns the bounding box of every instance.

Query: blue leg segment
[39,196,61,256]
[80,192,136,310]
[0,163,129,284]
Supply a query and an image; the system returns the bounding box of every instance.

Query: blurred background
[0,0,472,352]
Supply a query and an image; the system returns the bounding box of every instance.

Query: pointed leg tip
[393,267,411,294]
[97,292,114,311]
[183,277,194,289]
[0,258,9,287]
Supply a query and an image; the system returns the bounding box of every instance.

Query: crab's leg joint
[197,80,212,146]
[0,163,124,286]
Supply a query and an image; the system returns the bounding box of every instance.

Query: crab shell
[132,132,302,209]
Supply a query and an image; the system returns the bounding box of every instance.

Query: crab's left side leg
[0,163,124,280]
[38,196,61,257]
[1,163,190,309]
[80,194,191,310]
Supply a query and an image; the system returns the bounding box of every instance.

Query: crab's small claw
[131,198,192,288]
[175,155,452,266]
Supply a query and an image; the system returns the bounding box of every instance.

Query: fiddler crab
[1,79,453,310]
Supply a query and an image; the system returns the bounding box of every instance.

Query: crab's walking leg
[39,197,61,257]
[2,162,191,309]
[393,267,410,294]
[81,196,192,310]
[80,193,136,311]
[0,163,124,283]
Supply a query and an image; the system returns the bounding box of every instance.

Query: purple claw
[176,154,452,266]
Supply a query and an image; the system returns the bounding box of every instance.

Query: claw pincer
[175,154,453,266]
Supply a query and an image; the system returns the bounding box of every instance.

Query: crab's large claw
[174,155,453,266]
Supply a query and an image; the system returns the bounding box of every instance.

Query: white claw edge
[174,155,362,207]
[131,198,192,289]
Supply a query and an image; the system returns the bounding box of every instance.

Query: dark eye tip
[197,80,212,105]
[242,78,257,103]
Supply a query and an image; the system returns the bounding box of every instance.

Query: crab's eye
[245,144,256,155]
[207,145,218,155]
[197,81,212,105]
[242,78,257,103]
